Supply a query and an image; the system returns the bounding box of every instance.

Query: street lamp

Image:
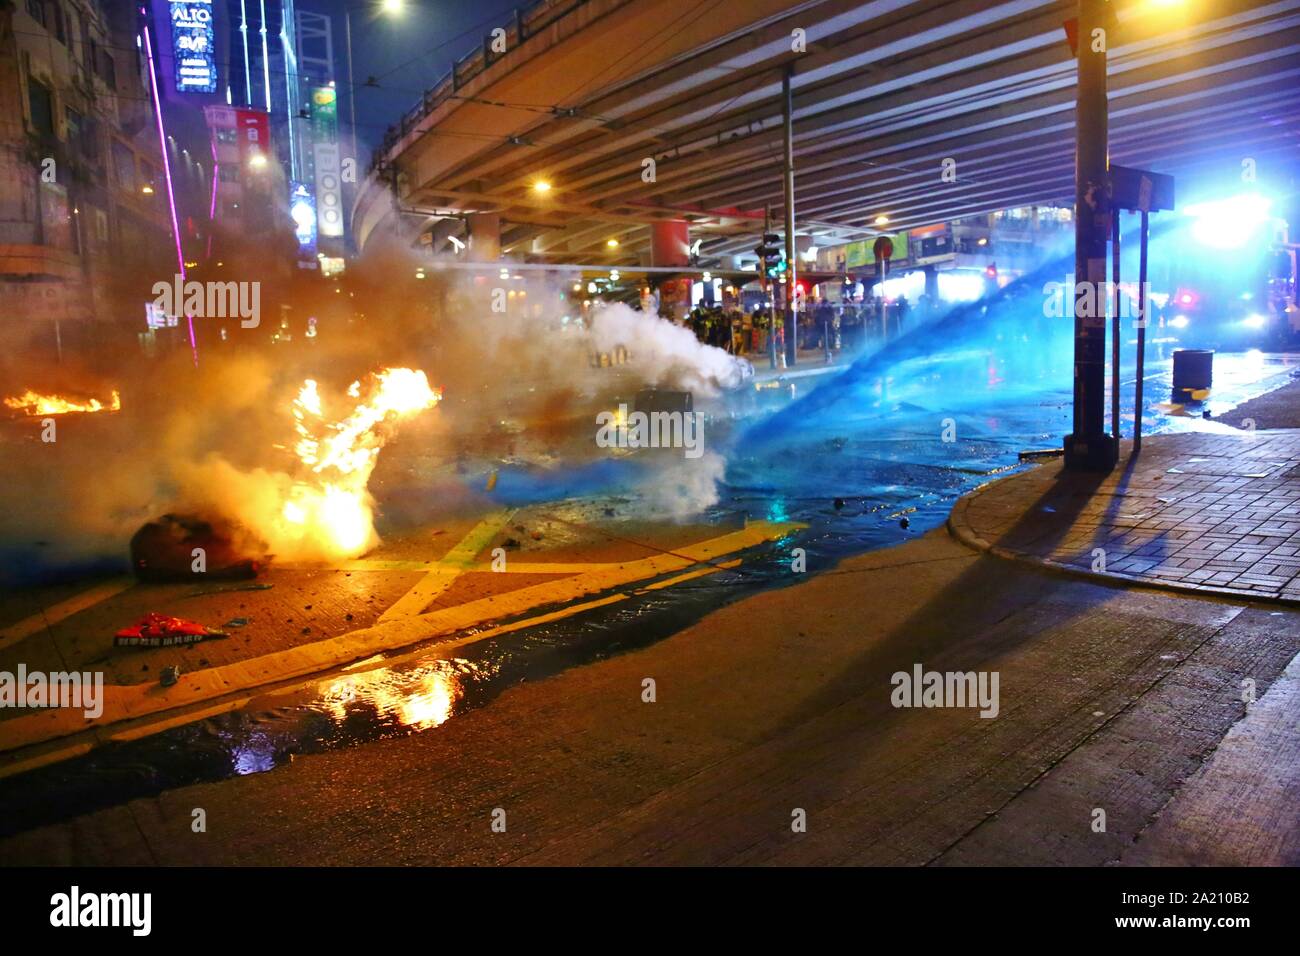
[344,0,406,185]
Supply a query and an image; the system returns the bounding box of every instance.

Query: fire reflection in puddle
[313,658,490,731]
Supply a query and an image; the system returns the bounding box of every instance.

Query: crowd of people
[683,294,935,356]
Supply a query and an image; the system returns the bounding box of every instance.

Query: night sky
[315,0,524,153]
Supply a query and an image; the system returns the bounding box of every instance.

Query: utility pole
[764,205,777,370]
[782,64,797,368]
[1064,0,1118,470]
[346,11,358,185]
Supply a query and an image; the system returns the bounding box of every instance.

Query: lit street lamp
[343,0,406,187]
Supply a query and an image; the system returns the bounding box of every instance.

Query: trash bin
[1172,348,1213,393]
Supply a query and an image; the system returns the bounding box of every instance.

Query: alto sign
[170,0,217,94]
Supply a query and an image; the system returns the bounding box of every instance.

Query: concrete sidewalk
[950,429,1300,603]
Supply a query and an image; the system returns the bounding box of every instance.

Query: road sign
[873,236,893,260]
[1109,165,1174,212]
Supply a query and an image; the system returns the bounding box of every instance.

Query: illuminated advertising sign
[170,0,217,94]
[146,301,178,329]
[310,87,339,142]
[290,182,317,255]
[234,108,271,164]
[310,87,343,240]
[313,143,343,238]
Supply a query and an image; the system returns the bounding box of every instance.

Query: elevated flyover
[352,0,1300,264]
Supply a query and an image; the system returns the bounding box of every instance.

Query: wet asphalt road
[0,299,1297,842]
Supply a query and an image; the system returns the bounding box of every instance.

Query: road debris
[114,613,229,648]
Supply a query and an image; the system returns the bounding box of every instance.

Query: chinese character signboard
[170,0,217,94]
[234,108,271,164]
[310,87,339,142]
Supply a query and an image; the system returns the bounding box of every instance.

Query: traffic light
[754,233,784,278]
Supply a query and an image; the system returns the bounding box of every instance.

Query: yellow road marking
[466,561,611,574]
[3,558,752,776]
[378,509,515,622]
[0,520,802,754]
[0,578,134,652]
[317,559,441,572]
[429,559,743,657]
[316,559,606,575]
[638,559,741,591]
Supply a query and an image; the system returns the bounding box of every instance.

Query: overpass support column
[650,220,690,267]
[467,213,501,261]
[1064,0,1118,471]
[783,65,797,367]
[651,221,691,323]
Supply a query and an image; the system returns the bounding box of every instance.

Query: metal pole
[346,10,358,181]
[1064,0,1117,470]
[881,256,889,341]
[823,299,832,364]
[1111,208,1121,440]
[759,205,769,369]
[1134,210,1149,452]
[782,65,797,368]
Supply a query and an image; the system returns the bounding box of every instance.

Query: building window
[96,48,116,89]
[48,2,67,45]
[113,141,136,192]
[82,115,99,160]
[89,205,109,244]
[28,77,55,138]
[25,0,46,27]
[65,106,81,145]
[82,24,95,75]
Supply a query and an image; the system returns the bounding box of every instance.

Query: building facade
[1,0,173,364]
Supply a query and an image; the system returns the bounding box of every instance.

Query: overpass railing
[372,0,594,171]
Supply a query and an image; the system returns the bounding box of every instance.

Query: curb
[0,520,803,762]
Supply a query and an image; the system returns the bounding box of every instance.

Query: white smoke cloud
[584,302,749,394]
[0,252,745,578]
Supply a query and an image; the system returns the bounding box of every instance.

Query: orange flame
[3,389,121,416]
[277,368,440,558]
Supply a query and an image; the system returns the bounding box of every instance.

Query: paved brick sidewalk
[949,429,1300,603]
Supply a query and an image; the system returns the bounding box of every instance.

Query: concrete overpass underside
[353,0,1300,265]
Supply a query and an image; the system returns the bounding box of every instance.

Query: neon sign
[170,0,217,94]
